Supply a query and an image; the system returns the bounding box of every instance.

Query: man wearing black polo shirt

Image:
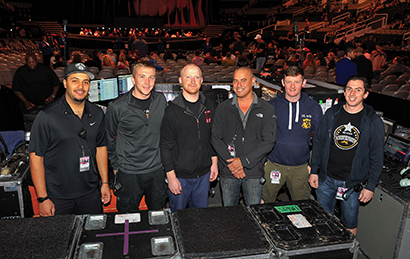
[29,63,111,216]
[12,52,60,112]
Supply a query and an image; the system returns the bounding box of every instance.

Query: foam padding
[173,205,272,258]
[0,215,76,259]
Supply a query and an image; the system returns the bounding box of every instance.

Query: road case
[249,200,359,259]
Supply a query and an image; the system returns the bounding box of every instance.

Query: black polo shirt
[12,64,60,105]
[28,96,107,199]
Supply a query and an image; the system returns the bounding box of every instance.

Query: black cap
[64,63,95,80]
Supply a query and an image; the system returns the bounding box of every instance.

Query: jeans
[220,176,263,206]
[256,57,266,73]
[168,172,210,213]
[316,175,360,229]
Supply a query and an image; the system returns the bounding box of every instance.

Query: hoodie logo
[256,113,263,118]
[301,118,311,129]
[205,110,211,123]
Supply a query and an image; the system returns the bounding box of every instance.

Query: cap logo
[75,63,86,71]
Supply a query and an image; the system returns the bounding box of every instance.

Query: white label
[114,213,141,224]
[287,214,312,228]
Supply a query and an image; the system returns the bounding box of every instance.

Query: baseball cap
[64,63,95,80]
[254,34,262,40]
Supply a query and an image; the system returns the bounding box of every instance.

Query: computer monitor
[88,77,119,102]
[381,117,396,138]
[384,134,410,166]
[118,74,133,94]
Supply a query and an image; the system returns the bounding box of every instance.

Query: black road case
[249,200,359,259]
[172,205,273,259]
[0,214,79,259]
[73,210,179,259]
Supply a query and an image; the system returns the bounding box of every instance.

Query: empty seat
[393,91,409,99]
[203,76,217,82]
[397,84,410,92]
[393,79,407,87]
[370,84,383,93]
[381,84,399,96]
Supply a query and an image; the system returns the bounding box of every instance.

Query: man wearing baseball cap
[29,63,111,216]
[253,34,266,73]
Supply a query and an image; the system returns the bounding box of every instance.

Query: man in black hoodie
[160,63,218,213]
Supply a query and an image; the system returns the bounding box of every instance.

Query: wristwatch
[37,196,49,203]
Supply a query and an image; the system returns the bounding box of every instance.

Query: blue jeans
[316,175,360,229]
[220,176,263,206]
[256,57,266,72]
[168,172,210,213]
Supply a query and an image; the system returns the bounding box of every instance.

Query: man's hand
[227,158,246,179]
[100,184,111,204]
[308,174,319,188]
[44,95,55,104]
[39,199,55,217]
[24,100,35,110]
[359,189,374,203]
[210,163,218,182]
[167,170,182,195]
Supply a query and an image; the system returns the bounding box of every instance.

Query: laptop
[383,133,410,168]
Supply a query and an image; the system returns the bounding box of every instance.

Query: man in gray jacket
[106,61,167,212]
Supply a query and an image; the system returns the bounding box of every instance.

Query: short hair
[180,63,202,78]
[283,66,304,78]
[346,75,369,92]
[150,51,158,57]
[234,66,254,78]
[346,47,355,54]
[132,61,155,76]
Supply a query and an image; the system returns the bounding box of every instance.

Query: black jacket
[106,89,167,174]
[160,93,217,179]
[211,94,277,179]
[353,55,373,86]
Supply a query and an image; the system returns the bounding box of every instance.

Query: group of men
[29,58,383,236]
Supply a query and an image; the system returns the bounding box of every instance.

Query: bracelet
[102,182,109,185]
[51,94,56,98]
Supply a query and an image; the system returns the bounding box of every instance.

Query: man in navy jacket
[262,66,323,203]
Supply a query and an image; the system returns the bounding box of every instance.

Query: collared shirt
[231,92,258,129]
[28,96,106,199]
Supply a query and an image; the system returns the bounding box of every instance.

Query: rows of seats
[370,73,410,99]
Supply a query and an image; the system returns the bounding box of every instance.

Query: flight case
[249,200,359,259]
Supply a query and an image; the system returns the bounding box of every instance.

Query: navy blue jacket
[267,92,323,166]
[310,103,384,191]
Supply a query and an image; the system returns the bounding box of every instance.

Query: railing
[246,20,290,37]
[357,2,372,14]
[331,12,350,25]
[283,0,297,9]
[237,0,260,16]
[404,31,410,41]
[327,13,388,44]
[293,6,313,17]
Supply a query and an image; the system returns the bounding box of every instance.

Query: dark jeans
[116,167,166,213]
[53,189,102,215]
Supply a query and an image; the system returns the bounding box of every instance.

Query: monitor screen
[384,134,410,166]
[381,117,396,137]
[118,74,133,94]
[89,77,119,102]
